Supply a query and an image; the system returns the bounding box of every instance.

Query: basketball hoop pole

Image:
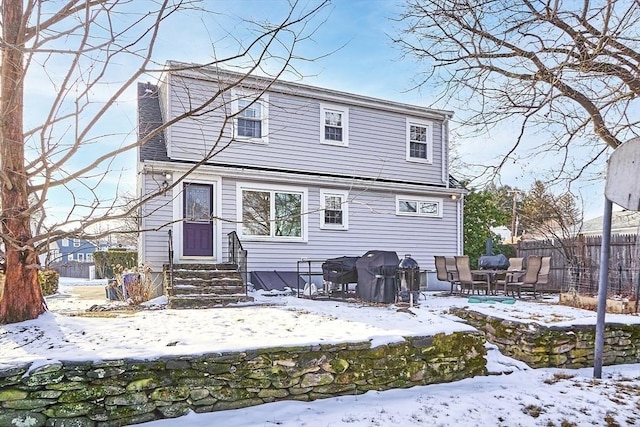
[593,197,612,379]
[595,137,640,378]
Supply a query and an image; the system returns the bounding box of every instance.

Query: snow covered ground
[1,279,639,426]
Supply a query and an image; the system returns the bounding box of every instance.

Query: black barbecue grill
[356,250,399,303]
[322,256,360,295]
[477,254,509,270]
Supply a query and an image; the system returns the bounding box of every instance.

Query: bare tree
[395,0,640,182]
[0,0,329,324]
[519,182,582,240]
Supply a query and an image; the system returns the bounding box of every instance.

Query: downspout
[442,116,450,185]
[458,195,464,255]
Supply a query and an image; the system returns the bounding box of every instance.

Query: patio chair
[506,255,542,298]
[445,256,458,282]
[519,256,551,298]
[496,257,525,293]
[435,256,459,294]
[508,257,524,271]
[454,256,490,295]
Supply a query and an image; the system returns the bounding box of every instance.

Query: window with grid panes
[320,190,348,230]
[237,99,262,138]
[320,104,348,146]
[406,119,433,163]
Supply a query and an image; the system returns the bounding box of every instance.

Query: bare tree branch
[395,0,640,185]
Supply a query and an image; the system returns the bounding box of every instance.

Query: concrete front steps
[164,262,253,309]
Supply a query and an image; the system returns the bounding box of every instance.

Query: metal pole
[594,197,613,378]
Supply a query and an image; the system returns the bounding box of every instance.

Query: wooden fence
[50,261,95,279]
[517,234,640,299]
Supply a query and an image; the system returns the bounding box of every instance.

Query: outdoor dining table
[472,269,526,295]
[470,269,510,295]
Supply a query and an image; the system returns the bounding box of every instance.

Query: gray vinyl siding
[140,174,174,274]
[163,76,447,186]
[219,176,458,274]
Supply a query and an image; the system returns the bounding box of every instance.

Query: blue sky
[30,0,611,225]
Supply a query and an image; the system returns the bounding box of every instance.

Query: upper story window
[406,118,433,163]
[77,253,85,262]
[396,195,442,218]
[238,184,307,241]
[234,93,269,143]
[320,103,349,146]
[320,190,348,230]
[61,238,69,247]
[73,239,81,247]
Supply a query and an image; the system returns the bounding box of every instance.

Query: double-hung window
[239,184,306,241]
[234,94,268,143]
[406,118,433,163]
[396,196,442,218]
[320,104,348,146]
[320,190,348,230]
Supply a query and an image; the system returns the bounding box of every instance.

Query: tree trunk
[0,1,46,324]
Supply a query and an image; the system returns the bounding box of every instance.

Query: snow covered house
[137,62,464,300]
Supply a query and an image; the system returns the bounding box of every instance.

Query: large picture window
[240,186,306,240]
[406,118,433,163]
[396,196,442,218]
[320,190,348,230]
[234,93,269,143]
[320,103,349,146]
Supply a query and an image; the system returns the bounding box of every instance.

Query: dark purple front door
[183,183,214,257]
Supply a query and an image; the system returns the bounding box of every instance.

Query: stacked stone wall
[0,331,485,427]
[452,308,640,368]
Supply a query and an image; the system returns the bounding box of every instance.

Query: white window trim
[319,189,349,230]
[67,253,73,261]
[406,118,433,164]
[236,182,308,242]
[320,103,349,147]
[395,195,443,218]
[61,238,69,247]
[171,173,223,262]
[233,91,269,144]
[73,239,81,247]
[77,253,85,262]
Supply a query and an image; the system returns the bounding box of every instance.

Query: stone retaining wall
[0,331,485,427]
[452,308,640,368]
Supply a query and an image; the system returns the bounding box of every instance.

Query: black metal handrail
[167,229,174,294]
[228,231,248,293]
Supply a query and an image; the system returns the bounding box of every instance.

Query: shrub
[39,269,59,296]
[94,249,137,279]
[113,264,154,305]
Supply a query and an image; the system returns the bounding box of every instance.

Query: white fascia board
[142,160,465,198]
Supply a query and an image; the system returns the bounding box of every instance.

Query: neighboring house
[520,211,640,241]
[580,210,640,236]
[46,238,98,264]
[137,62,465,290]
